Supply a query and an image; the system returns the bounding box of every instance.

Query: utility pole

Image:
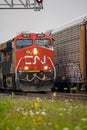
[0,0,43,11]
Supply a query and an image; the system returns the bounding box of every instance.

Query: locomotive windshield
[35,39,51,47]
[16,39,32,50]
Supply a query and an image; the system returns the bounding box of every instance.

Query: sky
[0,0,87,43]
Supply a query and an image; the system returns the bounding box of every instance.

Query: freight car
[0,33,55,92]
[52,16,87,93]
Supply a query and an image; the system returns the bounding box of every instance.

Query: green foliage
[0,96,14,112]
[0,95,87,130]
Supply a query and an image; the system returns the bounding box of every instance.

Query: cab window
[16,39,32,50]
[35,39,51,47]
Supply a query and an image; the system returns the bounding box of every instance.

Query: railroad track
[0,88,87,102]
[55,93,87,101]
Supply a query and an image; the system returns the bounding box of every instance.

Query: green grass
[0,94,87,130]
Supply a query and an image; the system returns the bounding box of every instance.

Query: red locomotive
[0,33,55,91]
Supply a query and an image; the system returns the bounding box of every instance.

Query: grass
[0,94,87,130]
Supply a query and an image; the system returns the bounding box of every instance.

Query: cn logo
[25,55,46,65]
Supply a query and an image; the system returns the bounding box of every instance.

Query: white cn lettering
[25,55,46,65]
[25,56,33,64]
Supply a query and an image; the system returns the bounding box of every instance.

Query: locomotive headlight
[33,48,38,55]
[44,65,48,70]
[24,66,29,70]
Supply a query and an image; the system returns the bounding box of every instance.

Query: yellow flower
[33,101,39,108]
[53,92,57,97]
[32,115,42,125]
[32,118,37,125]
[6,127,10,130]
[54,124,59,129]
[37,115,42,122]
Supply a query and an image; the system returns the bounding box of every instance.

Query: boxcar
[52,16,87,92]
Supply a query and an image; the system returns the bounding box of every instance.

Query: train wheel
[6,77,13,88]
[16,80,26,91]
